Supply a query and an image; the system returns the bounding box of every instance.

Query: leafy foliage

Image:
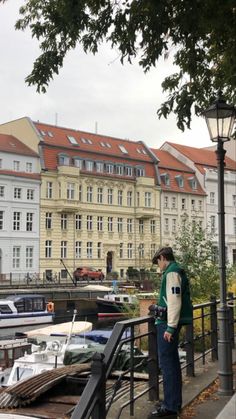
[173,216,220,301]
[1,0,235,129]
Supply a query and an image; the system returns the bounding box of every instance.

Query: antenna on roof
[95,121,98,134]
[55,113,58,126]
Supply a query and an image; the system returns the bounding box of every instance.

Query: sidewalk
[108,349,236,419]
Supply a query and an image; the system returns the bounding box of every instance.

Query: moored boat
[0,294,55,328]
[96,292,138,317]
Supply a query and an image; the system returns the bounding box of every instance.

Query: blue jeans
[157,323,182,412]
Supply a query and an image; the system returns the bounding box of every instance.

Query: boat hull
[0,313,54,328]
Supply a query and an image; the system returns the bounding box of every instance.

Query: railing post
[227,292,235,349]
[148,315,159,401]
[210,296,218,361]
[91,353,106,419]
[185,322,195,377]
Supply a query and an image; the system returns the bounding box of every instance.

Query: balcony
[135,207,157,219]
[55,199,80,212]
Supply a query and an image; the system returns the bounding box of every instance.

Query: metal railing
[70,295,235,419]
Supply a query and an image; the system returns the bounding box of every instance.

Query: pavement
[108,348,236,419]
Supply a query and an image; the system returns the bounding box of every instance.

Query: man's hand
[164,331,173,342]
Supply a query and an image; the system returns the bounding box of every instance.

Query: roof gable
[0,134,38,157]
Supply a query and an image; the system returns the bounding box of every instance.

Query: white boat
[6,317,93,387]
[0,294,55,328]
[96,292,138,317]
[0,337,31,386]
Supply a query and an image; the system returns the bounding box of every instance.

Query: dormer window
[175,175,184,188]
[85,160,94,171]
[136,166,145,177]
[160,173,170,187]
[119,145,128,154]
[106,163,114,174]
[81,137,92,144]
[67,135,78,145]
[125,166,133,176]
[96,162,104,172]
[74,158,83,169]
[188,177,197,190]
[58,154,70,166]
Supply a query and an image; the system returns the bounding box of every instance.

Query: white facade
[0,150,40,279]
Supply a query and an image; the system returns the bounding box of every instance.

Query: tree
[172,217,220,301]
[1,0,235,131]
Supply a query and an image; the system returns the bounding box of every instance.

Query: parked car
[73,267,105,281]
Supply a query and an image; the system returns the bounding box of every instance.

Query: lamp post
[203,92,236,395]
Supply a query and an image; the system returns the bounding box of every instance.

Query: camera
[149,304,167,320]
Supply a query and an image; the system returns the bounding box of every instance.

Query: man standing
[148,247,193,419]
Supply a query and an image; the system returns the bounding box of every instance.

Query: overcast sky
[0,0,212,150]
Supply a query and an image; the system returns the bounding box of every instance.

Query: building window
[150,219,156,234]
[45,212,52,229]
[75,241,82,258]
[116,165,124,175]
[191,199,196,211]
[139,219,144,234]
[210,192,215,204]
[181,198,186,210]
[14,187,22,199]
[96,162,104,172]
[45,240,52,258]
[0,186,5,198]
[13,212,21,231]
[136,191,140,207]
[87,242,93,258]
[75,214,82,230]
[164,218,169,232]
[0,211,4,230]
[13,246,20,268]
[106,163,114,174]
[127,191,132,206]
[108,217,113,232]
[233,218,236,235]
[145,192,151,207]
[97,216,103,231]
[13,160,20,171]
[172,197,177,209]
[127,218,133,233]
[172,219,177,232]
[26,162,32,173]
[61,241,67,258]
[119,243,123,258]
[127,243,133,259]
[164,196,169,209]
[233,195,236,207]
[67,183,75,200]
[78,185,82,201]
[26,213,33,231]
[138,243,144,258]
[46,182,53,199]
[87,215,93,231]
[97,187,103,203]
[74,158,83,168]
[27,189,34,200]
[161,173,170,186]
[97,242,102,258]
[61,213,68,230]
[87,186,93,203]
[212,246,219,263]
[58,154,69,165]
[151,243,156,258]
[136,167,145,177]
[198,200,202,211]
[0,159,2,168]
[85,160,94,171]
[118,217,123,233]
[126,166,133,176]
[210,215,216,234]
[107,188,113,205]
[26,246,33,268]
[118,190,123,206]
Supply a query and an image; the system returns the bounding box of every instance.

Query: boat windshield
[0,304,12,314]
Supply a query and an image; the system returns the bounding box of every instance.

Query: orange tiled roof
[152,149,194,172]
[0,170,40,180]
[165,142,236,171]
[159,167,205,195]
[0,134,38,157]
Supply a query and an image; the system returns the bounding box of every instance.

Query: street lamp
[203,92,236,396]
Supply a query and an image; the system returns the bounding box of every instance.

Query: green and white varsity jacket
[156,261,193,334]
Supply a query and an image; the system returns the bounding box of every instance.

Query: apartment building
[161,142,236,264]
[152,149,206,246]
[0,118,161,279]
[0,134,40,278]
